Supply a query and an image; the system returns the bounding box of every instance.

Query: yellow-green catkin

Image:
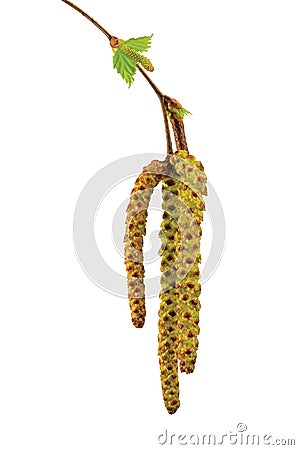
[124,159,165,328]
[172,150,207,374]
[120,45,154,72]
[158,169,182,414]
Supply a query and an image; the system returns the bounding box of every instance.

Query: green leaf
[122,34,153,53]
[112,34,154,86]
[113,48,137,87]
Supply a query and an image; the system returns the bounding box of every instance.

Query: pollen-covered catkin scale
[173,150,207,197]
[171,150,208,373]
[124,159,165,328]
[158,173,182,414]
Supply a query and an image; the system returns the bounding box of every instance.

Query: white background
[0,0,298,449]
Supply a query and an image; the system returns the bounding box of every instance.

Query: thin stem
[61,0,112,40]
[137,65,172,154]
[136,64,163,99]
[170,116,188,153]
[160,99,173,155]
[60,0,173,154]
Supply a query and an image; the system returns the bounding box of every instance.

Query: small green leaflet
[170,106,192,118]
[113,34,154,87]
[113,48,137,87]
[123,34,153,52]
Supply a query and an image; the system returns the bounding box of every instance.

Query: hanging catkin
[158,167,182,414]
[171,150,207,373]
[124,159,165,328]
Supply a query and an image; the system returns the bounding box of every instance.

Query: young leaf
[170,106,192,118]
[122,34,153,52]
[113,34,154,86]
[113,48,137,87]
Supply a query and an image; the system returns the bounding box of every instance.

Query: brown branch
[61,0,112,39]
[60,0,173,154]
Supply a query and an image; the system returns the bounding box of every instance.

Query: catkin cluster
[124,151,207,414]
